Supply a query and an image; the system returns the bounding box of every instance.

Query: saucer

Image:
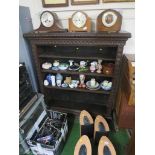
[52,66,59,71]
[61,83,68,88]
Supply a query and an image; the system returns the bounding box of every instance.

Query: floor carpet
[60,116,130,155]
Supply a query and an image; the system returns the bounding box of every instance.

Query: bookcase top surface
[24,31,131,39]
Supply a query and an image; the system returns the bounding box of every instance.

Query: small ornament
[69,60,74,66]
[44,80,49,86]
[42,62,52,70]
[79,74,86,88]
[53,60,60,67]
[90,62,96,72]
[64,77,72,85]
[96,59,103,74]
[51,75,56,86]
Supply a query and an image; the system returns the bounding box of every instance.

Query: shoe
[80,110,94,138]
[98,136,116,155]
[74,135,92,155]
[94,115,110,144]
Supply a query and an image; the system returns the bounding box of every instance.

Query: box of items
[26,109,68,155]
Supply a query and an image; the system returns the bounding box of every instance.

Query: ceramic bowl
[58,63,69,70]
[101,81,112,91]
[42,62,52,70]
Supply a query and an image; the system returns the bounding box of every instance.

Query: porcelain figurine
[96,59,102,73]
[69,60,74,66]
[79,74,86,88]
[90,62,96,72]
[53,60,60,67]
[42,62,52,70]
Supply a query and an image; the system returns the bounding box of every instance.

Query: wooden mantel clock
[97,9,122,32]
[69,11,91,32]
[36,11,66,32]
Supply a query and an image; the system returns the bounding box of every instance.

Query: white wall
[19,0,135,54]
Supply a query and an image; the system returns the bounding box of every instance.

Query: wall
[19,0,135,54]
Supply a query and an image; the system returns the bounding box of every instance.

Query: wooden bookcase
[24,32,131,119]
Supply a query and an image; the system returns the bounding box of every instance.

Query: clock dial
[72,12,87,28]
[102,11,118,28]
[41,11,54,28]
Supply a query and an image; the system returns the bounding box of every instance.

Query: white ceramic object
[53,60,60,67]
[86,81,100,90]
[90,78,96,87]
[80,61,87,68]
[42,62,52,70]
[56,79,62,87]
[51,75,56,86]
[44,80,49,86]
[101,80,112,91]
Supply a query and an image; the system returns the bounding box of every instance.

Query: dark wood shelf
[48,104,110,118]
[24,31,131,117]
[44,85,111,94]
[41,69,113,77]
[39,54,115,61]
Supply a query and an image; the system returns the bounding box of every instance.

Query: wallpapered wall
[19,0,135,54]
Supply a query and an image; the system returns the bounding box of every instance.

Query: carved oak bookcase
[24,32,131,119]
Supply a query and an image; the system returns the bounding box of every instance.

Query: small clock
[36,11,66,32]
[97,9,122,32]
[69,11,91,32]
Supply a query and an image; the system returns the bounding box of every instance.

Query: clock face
[102,11,118,28]
[41,11,54,28]
[72,12,87,28]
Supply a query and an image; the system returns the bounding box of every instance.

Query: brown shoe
[74,135,92,155]
[80,110,94,138]
[94,115,110,144]
[98,136,116,155]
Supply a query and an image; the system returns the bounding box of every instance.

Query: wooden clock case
[36,11,66,32]
[97,9,122,32]
[69,11,91,32]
